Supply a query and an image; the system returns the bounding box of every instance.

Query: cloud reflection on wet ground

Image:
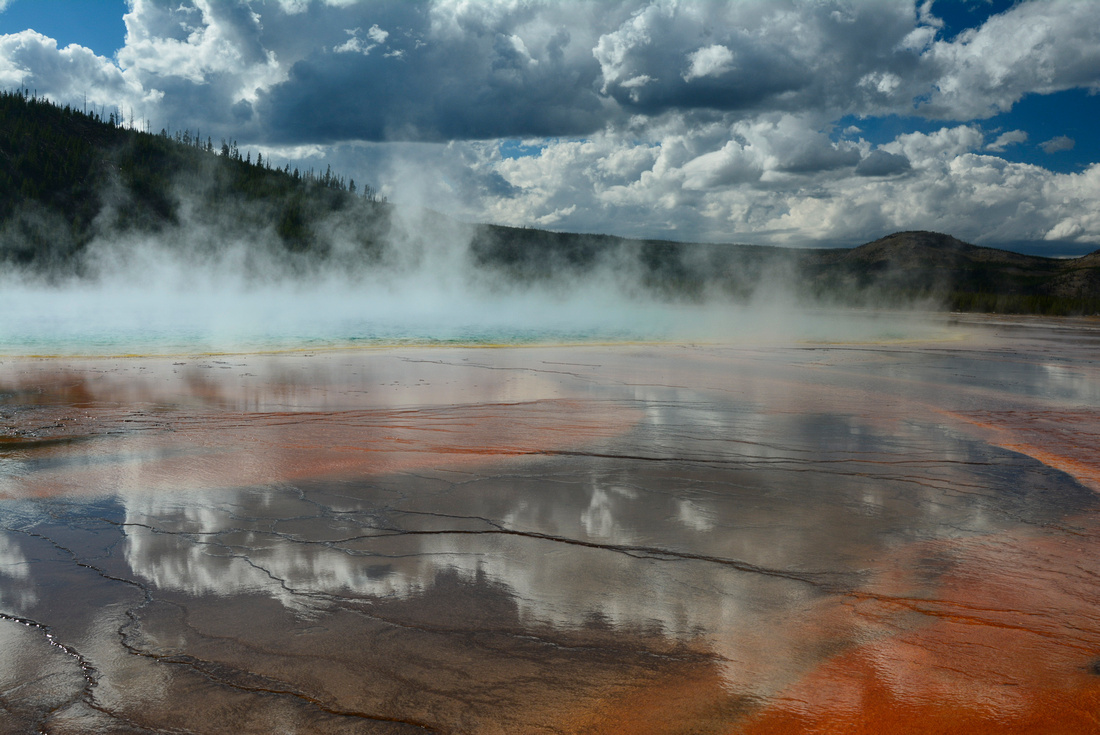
[2,318,1100,733]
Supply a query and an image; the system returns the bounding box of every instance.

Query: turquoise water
[0,317,651,355]
[0,282,947,355]
[0,287,681,354]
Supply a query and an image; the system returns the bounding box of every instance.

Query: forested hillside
[0,88,387,273]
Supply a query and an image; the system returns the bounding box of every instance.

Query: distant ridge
[834,231,1047,267]
[798,230,1098,313]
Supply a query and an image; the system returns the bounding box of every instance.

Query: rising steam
[0,172,947,355]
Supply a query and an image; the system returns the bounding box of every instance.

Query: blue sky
[0,0,127,57]
[2,1,1099,253]
[832,85,1099,176]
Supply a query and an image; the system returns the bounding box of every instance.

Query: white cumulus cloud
[986,129,1028,152]
[1040,135,1075,154]
[3,0,1100,251]
[683,44,734,81]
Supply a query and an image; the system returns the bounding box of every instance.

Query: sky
[1,0,1099,254]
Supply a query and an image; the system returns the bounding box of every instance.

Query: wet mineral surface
[2,315,1100,733]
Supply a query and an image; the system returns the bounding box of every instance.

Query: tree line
[1,86,389,268]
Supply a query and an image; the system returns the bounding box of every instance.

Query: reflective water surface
[2,315,1100,733]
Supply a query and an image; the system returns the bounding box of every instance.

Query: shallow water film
[2,316,1100,734]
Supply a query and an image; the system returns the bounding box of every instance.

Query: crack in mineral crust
[3,331,1100,733]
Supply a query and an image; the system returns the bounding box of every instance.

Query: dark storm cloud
[593,1,925,118]
[778,145,862,174]
[243,0,929,144]
[855,150,912,177]
[251,2,608,143]
[255,42,605,143]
